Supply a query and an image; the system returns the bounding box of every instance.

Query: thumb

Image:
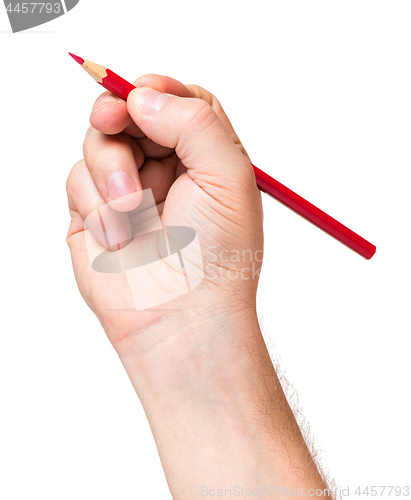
[126,87,255,199]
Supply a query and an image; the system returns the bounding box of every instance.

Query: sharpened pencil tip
[68,52,84,65]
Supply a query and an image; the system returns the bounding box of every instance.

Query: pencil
[69,53,376,260]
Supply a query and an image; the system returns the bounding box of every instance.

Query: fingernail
[92,94,122,115]
[107,170,136,200]
[133,88,169,115]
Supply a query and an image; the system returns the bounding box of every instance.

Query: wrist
[113,301,262,393]
[116,304,284,450]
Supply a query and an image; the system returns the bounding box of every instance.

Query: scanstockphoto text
[205,246,263,281]
[200,485,410,497]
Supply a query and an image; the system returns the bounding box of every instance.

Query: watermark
[206,246,263,281]
[84,188,204,312]
[200,485,410,497]
[200,486,337,497]
[3,0,79,32]
[83,188,266,311]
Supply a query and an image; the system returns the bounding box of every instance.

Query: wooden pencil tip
[68,52,84,65]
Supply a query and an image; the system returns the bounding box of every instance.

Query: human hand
[66,74,264,360]
[66,75,329,500]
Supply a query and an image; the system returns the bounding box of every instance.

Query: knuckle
[66,159,86,196]
[93,147,127,172]
[182,98,218,132]
[84,125,96,143]
[92,147,115,167]
[189,84,223,113]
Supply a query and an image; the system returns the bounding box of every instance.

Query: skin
[66,74,332,499]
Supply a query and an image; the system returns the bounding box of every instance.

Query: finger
[138,155,178,204]
[126,87,255,204]
[90,92,128,132]
[66,160,132,250]
[91,75,249,162]
[134,74,192,97]
[83,126,144,212]
[136,75,249,159]
[89,73,192,137]
[90,89,174,159]
[185,84,250,160]
[90,91,144,137]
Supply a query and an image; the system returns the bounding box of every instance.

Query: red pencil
[69,53,376,260]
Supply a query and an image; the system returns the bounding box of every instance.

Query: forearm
[116,308,328,499]
[68,71,331,499]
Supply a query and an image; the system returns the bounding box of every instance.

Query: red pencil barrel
[84,57,376,260]
[251,164,376,259]
[100,69,136,101]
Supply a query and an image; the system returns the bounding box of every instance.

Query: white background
[1,1,410,498]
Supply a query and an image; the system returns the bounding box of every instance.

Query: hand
[66,74,264,359]
[66,75,328,500]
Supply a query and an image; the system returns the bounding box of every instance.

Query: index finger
[90,75,249,159]
[89,75,192,137]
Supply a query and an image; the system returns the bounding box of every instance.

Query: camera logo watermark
[84,188,204,312]
[3,0,79,32]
